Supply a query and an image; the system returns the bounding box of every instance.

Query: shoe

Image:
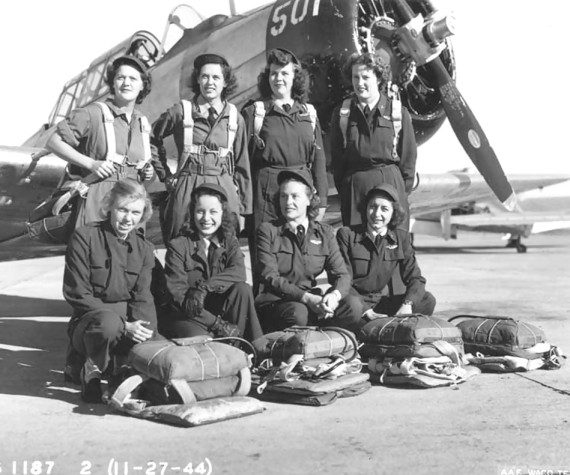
[211,316,241,338]
[81,359,103,403]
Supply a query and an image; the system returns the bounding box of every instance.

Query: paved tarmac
[0,231,569,475]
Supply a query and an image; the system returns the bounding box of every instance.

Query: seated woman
[336,184,436,319]
[255,169,357,332]
[63,179,157,403]
[159,183,262,341]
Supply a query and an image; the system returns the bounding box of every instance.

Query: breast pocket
[125,267,141,291]
[383,246,404,262]
[276,243,295,275]
[350,247,371,278]
[90,260,109,291]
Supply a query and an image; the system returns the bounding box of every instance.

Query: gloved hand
[210,316,241,338]
[183,287,207,319]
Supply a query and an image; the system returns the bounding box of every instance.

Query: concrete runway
[0,231,569,475]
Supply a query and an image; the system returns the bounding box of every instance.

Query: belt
[259,164,309,174]
[180,163,227,176]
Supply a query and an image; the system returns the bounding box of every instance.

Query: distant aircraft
[0,0,567,256]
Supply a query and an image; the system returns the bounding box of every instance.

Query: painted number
[270,0,321,36]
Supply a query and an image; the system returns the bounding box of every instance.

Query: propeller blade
[422,58,518,211]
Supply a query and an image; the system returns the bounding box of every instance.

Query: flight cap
[192,182,228,202]
[277,167,314,189]
[194,53,229,70]
[112,55,148,74]
[365,183,399,204]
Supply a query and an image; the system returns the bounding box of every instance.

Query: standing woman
[151,54,252,243]
[159,183,262,341]
[243,48,327,293]
[47,55,154,229]
[255,169,356,333]
[330,52,417,229]
[336,184,436,319]
[242,48,328,228]
[64,180,157,403]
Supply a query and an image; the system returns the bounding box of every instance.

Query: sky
[0,0,569,177]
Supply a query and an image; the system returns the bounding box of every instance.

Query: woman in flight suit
[151,54,252,242]
[159,183,262,341]
[336,184,436,319]
[330,52,417,229]
[255,169,357,333]
[242,47,328,228]
[64,179,157,403]
[47,55,154,229]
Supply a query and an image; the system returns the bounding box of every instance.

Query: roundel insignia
[468,129,481,149]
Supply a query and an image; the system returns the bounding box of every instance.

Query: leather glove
[183,287,207,319]
[210,316,241,338]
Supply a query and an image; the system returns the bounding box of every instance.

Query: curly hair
[190,63,238,100]
[100,179,153,224]
[105,61,152,105]
[257,49,310,103]
[360,189,406,230]
[179,188,236,242]
[278,178,321,221]
[343,52,392,93]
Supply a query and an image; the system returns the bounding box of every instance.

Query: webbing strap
[431,340,461,365]
[181,99,194,155]
[304,103,317,132]
[204,343,221,379]
[170,379,196,404]
[387,83,402,159]
[338,98,351,148]
[226,103,238,152]
[95,102,116,162]
[137,115,152,169]
[110,374,149,409]
[253,101,266,137]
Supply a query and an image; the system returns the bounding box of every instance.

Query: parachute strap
[338,98,352,149]
[304,103,317,132]
[94,101,116,162]
[137,115,152,169]
[387,82,402,159]
[253,101,266,137]
[181,99,194,156]
[218,103,238,159]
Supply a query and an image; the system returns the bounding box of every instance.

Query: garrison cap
[365,183,399,203]
[192,182,228,202]
[112,55,148,74]
[277,167,314,189]
[194,53,229,70]
[268,47,300,65]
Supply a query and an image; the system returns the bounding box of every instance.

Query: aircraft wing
[410,172,570,217]
[449,212,570,227]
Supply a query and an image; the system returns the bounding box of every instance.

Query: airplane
[0,0,568,258]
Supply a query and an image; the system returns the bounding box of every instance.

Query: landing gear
[505,236,527,253]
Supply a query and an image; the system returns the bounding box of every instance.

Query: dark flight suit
[336,225,435,317]
[56,99,148,227]
[160,231,263,341]
[150,101,252,242]
[242,100,328,228]
[330,94,417,228]
[63,221,157,373]
[255,219,357,332]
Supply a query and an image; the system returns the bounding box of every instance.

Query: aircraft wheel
[516,243,527,253]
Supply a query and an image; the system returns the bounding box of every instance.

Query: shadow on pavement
[0,294,109,415]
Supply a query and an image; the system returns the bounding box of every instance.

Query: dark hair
[343,52,392,94]
[179,188,235,241]
[190,62,238,100]
[360,189,406,230]
[257,49,310,103]
[101,179,153,224]
[278,178,321,221]
[105,61,152,104]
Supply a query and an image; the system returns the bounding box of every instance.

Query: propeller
[390,0,519,211]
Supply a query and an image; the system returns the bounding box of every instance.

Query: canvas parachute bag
[450,315,566,372]
[359,314,479,388]
[109,336,264,427]
[251,326,371,406]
